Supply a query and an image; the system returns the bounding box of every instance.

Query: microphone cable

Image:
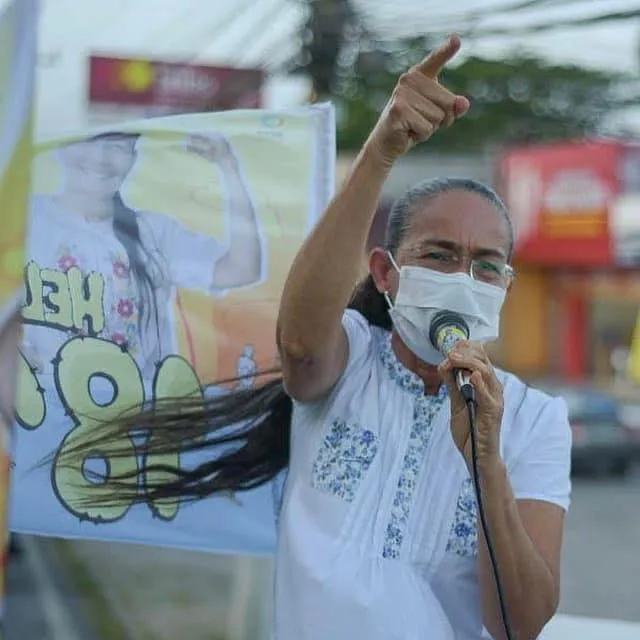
[459,383,514,640]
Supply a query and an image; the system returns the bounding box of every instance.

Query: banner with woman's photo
[9,104,336,555]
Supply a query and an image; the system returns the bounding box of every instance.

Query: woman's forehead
[402,190,511,252]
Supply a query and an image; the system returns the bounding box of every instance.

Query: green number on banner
[15,351,46,430]
[52,337,143,523]
[147,355,204,521]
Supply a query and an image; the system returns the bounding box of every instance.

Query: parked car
[545,613,640,640]
[533,383,634,477]
[616,401,640,460]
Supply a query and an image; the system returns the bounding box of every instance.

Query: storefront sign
[89,55,264,115]
[501,141,623,267]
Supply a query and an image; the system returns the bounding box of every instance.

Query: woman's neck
[54,193,115,222]
[390,332,442,395]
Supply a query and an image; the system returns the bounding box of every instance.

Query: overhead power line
[373,0,611,27]
[302,3,640,43]
[462,7,640,39]
[365,3,640,40]
[357,0,603,35]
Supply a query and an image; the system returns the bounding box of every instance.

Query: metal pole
[0,0,39,634]
[0,317,22,639]
[226,556,256,640]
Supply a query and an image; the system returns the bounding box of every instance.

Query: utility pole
[301,0,357,101]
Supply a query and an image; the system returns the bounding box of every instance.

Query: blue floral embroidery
[312,420,378,503]
[378,332,424,396]
[377,329,448,559]
[382,389,446,559]
[446,477,479,557]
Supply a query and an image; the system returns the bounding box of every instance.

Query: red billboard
[500,140,625,267]
[88,55,264,113]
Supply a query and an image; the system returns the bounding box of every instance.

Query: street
[5,470,640,638]
[5,536,100,640]
[5,539,51,639]
[559,469,640,622]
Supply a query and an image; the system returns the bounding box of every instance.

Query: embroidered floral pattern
[52,240,147,359]
[116,298,135,318]
[312,419,378,503]
[107,250,141,357]
[56,245,88,344]
[378,332,424,396]
[112,260,129,279]
[446,477,478,557]
[376,328,449,559]
[382,389,446,559]
[111,332,127,346]
[57,254,78,272]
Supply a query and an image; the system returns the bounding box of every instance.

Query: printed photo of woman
[21,131,265,380]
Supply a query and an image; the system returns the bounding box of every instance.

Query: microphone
[430,311,513,640]
[429,310,475,403]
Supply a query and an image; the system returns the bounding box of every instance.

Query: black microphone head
[429,310,470,351]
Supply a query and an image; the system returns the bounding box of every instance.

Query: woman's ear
[369,248,396,295]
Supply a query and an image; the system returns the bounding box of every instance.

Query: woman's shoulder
[498,369,560,413]
[342,309,390,342]
[341,309,393,370]
[134,210,180,246]
[136,210,198,245]
[497,369,570,444]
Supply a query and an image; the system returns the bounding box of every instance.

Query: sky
[355,0,639,73]
[1,0,638,135]
[32,0,639,73]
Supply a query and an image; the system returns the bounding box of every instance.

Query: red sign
[88,55,264,112]
[500,140,624,267]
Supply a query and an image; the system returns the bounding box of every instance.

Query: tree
[298,0,358,100]
[333,39,624,151]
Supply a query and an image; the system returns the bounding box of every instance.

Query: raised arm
[186,134,262,289]
[277,35,470,403]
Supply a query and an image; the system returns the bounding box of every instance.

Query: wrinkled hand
[366,34,470,167]
[186,133,236,166]
[438,341,504,469]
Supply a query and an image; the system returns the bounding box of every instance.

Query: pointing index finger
[417,34,461,79]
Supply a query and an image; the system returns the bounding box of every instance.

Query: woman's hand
[438,340,504,470]
[186,134,237,168]
[365,34,470,167]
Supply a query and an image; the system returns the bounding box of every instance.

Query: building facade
[338,141,640,382]
[500,140,640,383]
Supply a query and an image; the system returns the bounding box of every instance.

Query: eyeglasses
[421,252,515,288]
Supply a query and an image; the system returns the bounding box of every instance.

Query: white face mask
[385,254,507,365]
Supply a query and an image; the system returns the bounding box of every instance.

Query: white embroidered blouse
[274,309,572,640]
